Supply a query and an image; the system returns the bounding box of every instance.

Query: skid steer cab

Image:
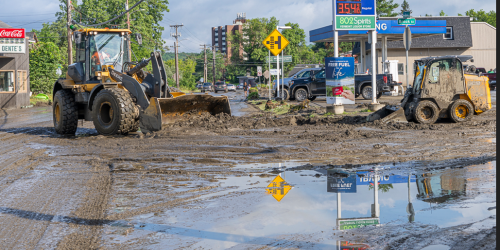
[53,28,230,135]
[368,55,491,124]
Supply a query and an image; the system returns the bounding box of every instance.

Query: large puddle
[104,161,496,249]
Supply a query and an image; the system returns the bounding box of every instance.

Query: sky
[0,0,496,53]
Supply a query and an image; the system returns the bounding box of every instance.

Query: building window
[222,37,226,41]
[215,38,218,42]
[222,32,225,35]
[17,70,28,93]
[215,33,218,37]
[398,63,404,75]
[222,47,226,51]
[444,27,453,40]
[222,42,226,45]
[0,71,15,92]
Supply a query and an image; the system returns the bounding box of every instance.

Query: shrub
[247,91,259,100]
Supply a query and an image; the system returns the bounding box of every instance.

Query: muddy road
[0,90,496,249]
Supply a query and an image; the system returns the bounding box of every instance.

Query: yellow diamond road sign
[266,175,292,202]
[262,29,290,56]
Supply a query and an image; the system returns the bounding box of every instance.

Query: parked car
[273,68,322,99]
[463,66,496,90]
[227,84,236,91]
[288,68,398,102]
[196,83,202,89]
[476,67,496,91]
[201,82,213,92]
[214,81,228,93]
[237,84,244,90]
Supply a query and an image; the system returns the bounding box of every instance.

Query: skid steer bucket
[138,94,232,133]
[366,105,408,123]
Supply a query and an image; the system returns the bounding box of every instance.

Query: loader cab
[71,29,130,84]
[412,56,465,103]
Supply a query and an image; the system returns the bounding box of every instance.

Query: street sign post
[262,29,290,100]
[403,11,411,18]
[266,55,292,63]
[403,26,411,88]
[257,66,262,76]
[397,18,415,25]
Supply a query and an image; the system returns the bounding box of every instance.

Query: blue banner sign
[325,57,355,105]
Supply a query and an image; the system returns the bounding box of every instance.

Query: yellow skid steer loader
[367,55,491,124]
[52,28,230,135]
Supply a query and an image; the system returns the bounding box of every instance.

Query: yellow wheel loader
[52,28,230,135]
[367,55,491,124]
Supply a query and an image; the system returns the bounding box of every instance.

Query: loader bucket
[158,94,231,124]
[138,94,231,132]
[366,105,408,123]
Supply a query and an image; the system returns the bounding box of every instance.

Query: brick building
[211,13,246,60]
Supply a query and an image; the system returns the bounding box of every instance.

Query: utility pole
[170,24,183,89]
[126,0,131,61]
[67,0,72,65]
[200,44,209,83]
[212,45,216,84]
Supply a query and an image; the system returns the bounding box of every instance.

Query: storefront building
[0,21,30,109]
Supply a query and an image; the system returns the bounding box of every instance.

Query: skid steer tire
[413,100,439,124]
[92,88,139,135]
[53,90,78,135]
[449,99,474,123]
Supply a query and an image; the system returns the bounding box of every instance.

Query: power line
[0,12,55,17]
[71,0,146,27]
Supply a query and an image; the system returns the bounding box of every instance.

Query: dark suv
[214,81,228,93]
[289,68,397,102]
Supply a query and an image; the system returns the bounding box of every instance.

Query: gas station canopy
[310,18,447,43]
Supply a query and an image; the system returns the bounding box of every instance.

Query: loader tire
[53,89,78,135]
[413,100,439,124]
[449,99,474,123]
[92,88,139,135]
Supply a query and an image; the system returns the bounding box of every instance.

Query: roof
[416,55,474,64]
[0,20,12,28]
[352,16,473,55]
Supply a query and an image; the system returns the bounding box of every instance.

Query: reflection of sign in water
[326,57,355,105]
[356,172,416,185]
[266,175,292,202]
[338,241,370,250]
[327,170,357,193]
[337,217,379,230]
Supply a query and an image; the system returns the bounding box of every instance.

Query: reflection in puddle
[104,161,495,249]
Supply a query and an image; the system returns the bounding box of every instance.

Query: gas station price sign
[336,0,361,14]
[333,0,376,30]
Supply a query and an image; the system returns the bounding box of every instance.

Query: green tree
[368,183,394,193]
[30,0,170,87]
[377,0,399,17]
[399,0,412,15]
[464,9,496,27]
[164,58,197,90]
[439,10,447,16]
[29,42,65,94]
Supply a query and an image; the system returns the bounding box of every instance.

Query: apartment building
[212,13,246,60]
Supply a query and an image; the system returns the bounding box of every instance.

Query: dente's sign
[0,28,26,54]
